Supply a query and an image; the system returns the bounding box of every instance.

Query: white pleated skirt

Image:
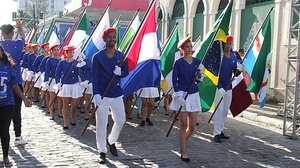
[34,72,45,88]
[25,71,36,81]
[22,68,28,81]
[138,87,159,98]
[58,83,82,98]
[81,83,93,95]
[41,78,56,92]
[170,91,201,112]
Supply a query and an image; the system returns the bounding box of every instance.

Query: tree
[17,0,49,30]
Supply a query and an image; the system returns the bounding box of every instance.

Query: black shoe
[58,114,63,118]
[146,118,153,126]
[140,120,145,126]
[50,116,54,120]
[181,155,190,162]
[70,119,76,126]
[63,126,69,130]
[99,152,106,164]
[220,132,229,139]
[214,135,222,143]
[107,139,118,156]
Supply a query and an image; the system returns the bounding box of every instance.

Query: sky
[0,0,18,26]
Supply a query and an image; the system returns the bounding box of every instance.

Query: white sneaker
[15,136,27,146]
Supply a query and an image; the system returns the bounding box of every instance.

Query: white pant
[96,96,126,153]
[213,89,232,135]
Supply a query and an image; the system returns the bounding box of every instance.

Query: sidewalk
[237,103,293,130]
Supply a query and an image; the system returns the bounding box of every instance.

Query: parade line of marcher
[0,0,273,166]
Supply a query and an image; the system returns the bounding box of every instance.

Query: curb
[240,111,292,129]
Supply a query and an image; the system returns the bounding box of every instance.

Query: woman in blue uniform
[79,58,92,120]
[169,36,203,162]
[25,43,39,101]
[43,44,62,120]
[0,45,32,167]
[55,45,82,129]
[32,42,49,107]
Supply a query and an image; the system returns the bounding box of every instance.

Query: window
[172,0,184,18]
[196,1,204,13]
[219,0,229,10]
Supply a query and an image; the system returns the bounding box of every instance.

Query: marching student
[138,87,159,126]
[169,36,203,162]
[55,45,82,129]
[32,42,50,107]
[213,36,243,143]
[38,43,51,108]
[0,20,29,145]
[0,44,32,167]
[79,58,92,120]
[21,43,30,82]
[43,44,62,120]
[91,27,128,164]
[25,43,39,102]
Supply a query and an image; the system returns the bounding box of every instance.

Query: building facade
[158,0,291,102]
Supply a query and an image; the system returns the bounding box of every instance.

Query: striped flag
[120,0,161,98]
[82,7,110,61]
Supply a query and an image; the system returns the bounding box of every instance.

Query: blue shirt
[0,38,25,84]
[32,55,44,73]
[218,52,238,90]
[55,59,81,84]
[0,63,18,105]
[81,58,91,81]
[44,57,60,82]
[92,49,128,98]
[39,56,50,73]
[21,52,29,68]
[27,53,37,71]
[172,57,201,94]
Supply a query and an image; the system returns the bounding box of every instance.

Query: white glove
[41,81,49,90]
[53,82,62,90]
[218,88,226,97]
[94,94,102,106]
[35,72,42,78]
[177,96,186,106]
[237,63,244,72]
[80,80,89,88]
[26,71,34,80]
[172,92,186,106]
[196,73,206,82]
[113,65,121,76]
[76,60,86,68]
[198,63,205,72]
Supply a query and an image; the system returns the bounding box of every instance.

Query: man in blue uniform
[91,27,128,164]
[0,20,27,146]
[213,36,243,143]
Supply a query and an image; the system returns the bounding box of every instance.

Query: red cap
[40,42,49,49]
[31,43,39,48]
[50,43,60,51]
[226,35,234,43]
[177,35,192,49]
[63,45,76,52]
[24,43,29,47]
[102,27,117,39]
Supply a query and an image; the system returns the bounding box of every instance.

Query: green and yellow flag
[194,0,233,112]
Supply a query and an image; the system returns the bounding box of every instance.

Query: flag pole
[81,0,156,136]
[166,0,234,137]
[117,8,140,50]
[207,7,274,123]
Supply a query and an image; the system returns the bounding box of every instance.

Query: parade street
[1,103,300,168]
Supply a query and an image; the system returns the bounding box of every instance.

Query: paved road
[1,103,300,168]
